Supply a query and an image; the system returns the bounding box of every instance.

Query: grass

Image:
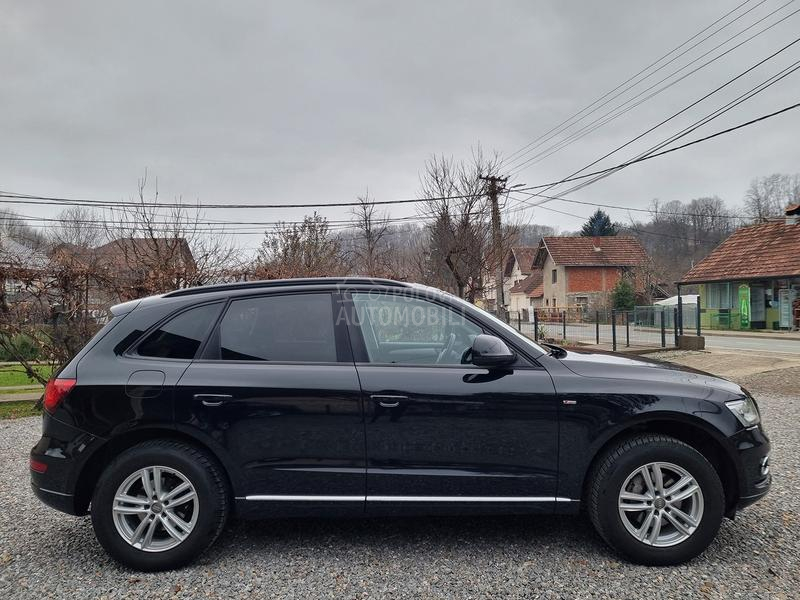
[0,365,53,387]
[0,387,41,395]
[0,400,40,420]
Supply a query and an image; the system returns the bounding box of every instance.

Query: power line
[5,98,798,222]
[501,0,764,168]
[520,196,727,246]
[545,58,800,200]
[505,3,800,175]
[522,35,800,203]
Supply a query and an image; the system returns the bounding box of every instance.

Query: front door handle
[194,393,232,407]
[370,394,408,408]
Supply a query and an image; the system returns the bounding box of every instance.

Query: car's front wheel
[587,434,725,565]
[91,440,229,571]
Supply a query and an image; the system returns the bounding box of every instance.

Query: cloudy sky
[1,0,798,249]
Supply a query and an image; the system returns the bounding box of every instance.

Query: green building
[678,205,800,331]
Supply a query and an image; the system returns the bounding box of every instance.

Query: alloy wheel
[617,461,704,547]
[111,466,199,552]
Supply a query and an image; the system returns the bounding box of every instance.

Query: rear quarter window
[136,303,222,360]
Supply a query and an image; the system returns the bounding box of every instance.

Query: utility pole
[480,174,508,322]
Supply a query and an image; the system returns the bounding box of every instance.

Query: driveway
[1,361,797,599]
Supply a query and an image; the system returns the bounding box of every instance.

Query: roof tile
[535,236,648,267]
[680,220,800,283]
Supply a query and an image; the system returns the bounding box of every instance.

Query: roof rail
[162,277,410,298]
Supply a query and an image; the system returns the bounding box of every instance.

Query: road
[525,322,800,355]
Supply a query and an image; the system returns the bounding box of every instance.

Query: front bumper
[730,423,771,512]
[30,413,104,516]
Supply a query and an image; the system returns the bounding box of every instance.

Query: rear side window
[137,303,222,359]
[218,293,337,362]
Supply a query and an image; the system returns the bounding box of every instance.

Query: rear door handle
[194,393,232,407]
[370,394,408,408]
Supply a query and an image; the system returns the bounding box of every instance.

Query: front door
[346,291,559,514]
[174,291,365,516]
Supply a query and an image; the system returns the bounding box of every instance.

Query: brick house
[533,236,649,310]
[678,205,800,330]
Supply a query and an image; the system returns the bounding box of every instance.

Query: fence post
[561,311,566,341]
[660,308,666,348]
[595,310,600,344]
[696,294,702,337]
[517,312,521,332]
[611,309,617,352]
[673,307,679,347]
[625,311,630,347]
[677,290,684,335]
[533,309,539,342]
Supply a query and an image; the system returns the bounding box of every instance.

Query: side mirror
[471,334,516,368]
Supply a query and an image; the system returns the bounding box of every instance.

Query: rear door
[174,291,365,516]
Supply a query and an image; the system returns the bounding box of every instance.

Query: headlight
[725,396,760,427]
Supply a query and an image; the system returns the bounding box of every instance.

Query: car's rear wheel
[91,440,229,571]
[587,434,724,566]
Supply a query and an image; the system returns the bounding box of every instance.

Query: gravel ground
[1,368,798,598]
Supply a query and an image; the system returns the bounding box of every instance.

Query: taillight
[30,458,48,473]
[43,378,76,413]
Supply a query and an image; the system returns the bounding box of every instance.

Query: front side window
[552,269,558,283]
[137,303,222,359]
[351,293,482,365]
[218,293,337,362]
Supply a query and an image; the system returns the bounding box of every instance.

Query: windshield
[414,285,548,358]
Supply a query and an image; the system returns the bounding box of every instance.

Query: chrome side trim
[241,495,577,503]
[367,496,574,503]
[244,495,364,501]
[38,487,73,497]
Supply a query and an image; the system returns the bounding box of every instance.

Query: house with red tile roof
[483,246,537,310]
[508,269,544,318]
[679,205,800,330]
[533,236,649,310]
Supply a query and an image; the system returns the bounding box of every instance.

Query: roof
[0,236,49,269]
[534,236,648,267]
[509,270,544,298]
[95,238,196,270]
[504,247,537,277]
[680,220,800,284]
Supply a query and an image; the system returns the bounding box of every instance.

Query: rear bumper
[29,414,104,516]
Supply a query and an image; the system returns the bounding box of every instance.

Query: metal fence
[507,303,701,351]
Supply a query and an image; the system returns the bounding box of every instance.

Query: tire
[587,434,724,566]
[90,440,229,571]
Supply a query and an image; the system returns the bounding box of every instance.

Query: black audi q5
[30,278,771,571]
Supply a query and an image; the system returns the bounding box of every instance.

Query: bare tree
[744,173,800,222]
[102,172,241,300]
[254,212,345,279]
[348,192,391,277]
[417,146,517,301]
[48,206,104,248]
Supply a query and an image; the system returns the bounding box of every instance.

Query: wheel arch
[580,417,740,517]
[74,426,240,516]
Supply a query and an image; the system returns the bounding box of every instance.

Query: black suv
[31,278,770,571]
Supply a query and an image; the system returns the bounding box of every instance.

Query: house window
[552,297,557,308]
[545,298,549,306]
[575,296,589,308]
[707,283,735,309]
[552,269,558,284]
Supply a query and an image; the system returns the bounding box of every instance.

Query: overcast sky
[1,0,798,249]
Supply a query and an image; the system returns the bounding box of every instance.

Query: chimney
[786,203,800,225]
